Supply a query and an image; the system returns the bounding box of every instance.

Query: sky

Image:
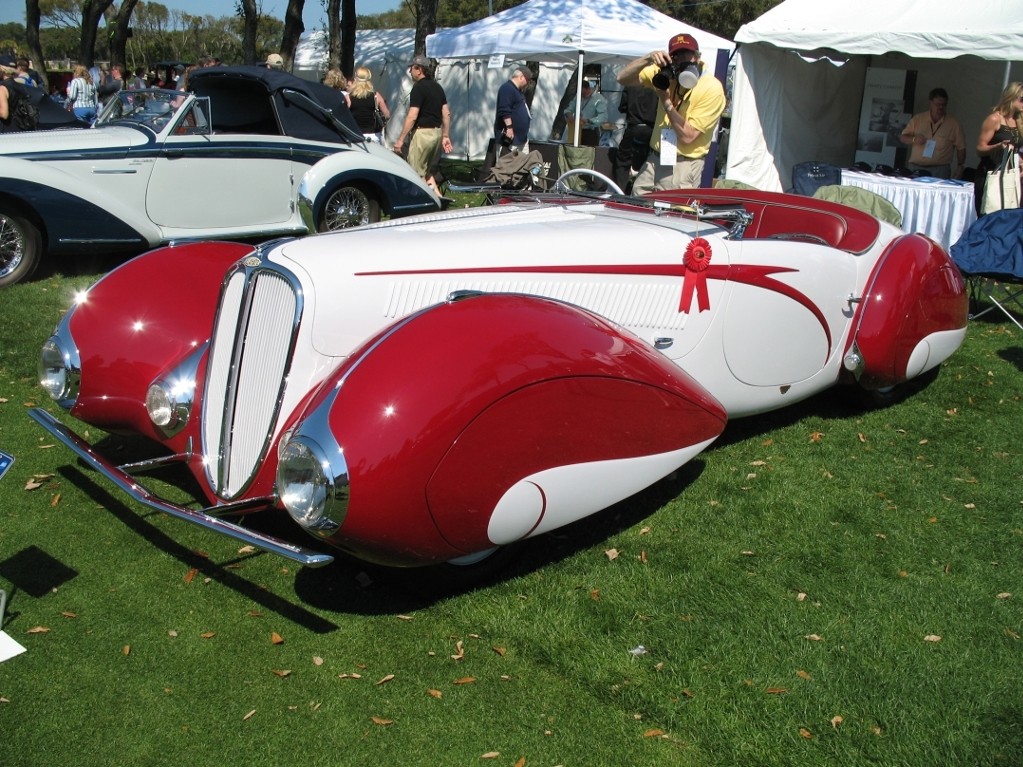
[0,0,404,30]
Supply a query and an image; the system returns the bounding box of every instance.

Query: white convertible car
[32,182,969,572]
[0,65,441,287]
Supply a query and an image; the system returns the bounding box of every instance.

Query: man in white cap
[618,32,725,192]
[265,53,285,71]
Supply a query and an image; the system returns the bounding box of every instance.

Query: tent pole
[573,50,584,147]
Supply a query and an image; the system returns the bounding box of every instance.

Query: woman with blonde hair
[322,68,351,108]
[347,66,391,143]
[66,64,98,124]
[976,82,1023,212]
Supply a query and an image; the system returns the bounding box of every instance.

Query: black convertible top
[188,65,363,143]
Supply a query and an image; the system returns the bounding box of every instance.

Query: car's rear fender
[298,150,440,224]
[0,161,161,254]
[845,233,968,389]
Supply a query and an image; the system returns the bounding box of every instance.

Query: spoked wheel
[318,184,381,232]
[0,209,42,288]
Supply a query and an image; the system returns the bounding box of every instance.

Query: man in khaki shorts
[393,55,452,192]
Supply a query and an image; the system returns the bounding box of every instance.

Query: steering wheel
[553,168,625,196]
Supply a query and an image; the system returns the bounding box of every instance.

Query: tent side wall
[727,42,1023,191]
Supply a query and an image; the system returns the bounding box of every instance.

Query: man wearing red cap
[617,33,726,192]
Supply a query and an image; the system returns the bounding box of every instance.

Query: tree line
[1,0,779,90]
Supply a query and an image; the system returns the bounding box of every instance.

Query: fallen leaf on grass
[242,709,256,721]
[451,640,465,660]
[492,646,506,657]
[338,672,362,679]
[237,545,256,555]
[50,493,61,507]
[512,759,526,767]
[375,674,395,685]
[453,676,476,685]
[428,689,443,699]
[370,716,393,726]
[312,656,324,666]
[799,727,813,739]
[270,632,284,645]
[184,568,198,584]
[997,592,1012,600]
[271,669,292,678]
[1004,628,1020,640]
[200,631,216,639]
[396,614,414,621]
[643,729,665,738]
[765,687,788,695]
[61,611,77,619]
[25,626,50,634]
[830,715,843,728]
[809,431,824,442]
[604,548,620,561]
[589,588,600,601]
[923,634,942,643]
[122,645,131,656]
[804,634,823,641]
[795,670,812,681]
[481,752,500,759]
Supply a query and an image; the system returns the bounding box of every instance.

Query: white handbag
[981,150,1021,214]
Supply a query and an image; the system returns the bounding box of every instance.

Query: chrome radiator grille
[203,265,299,499]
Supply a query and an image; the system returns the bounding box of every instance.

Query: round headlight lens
[145,383,173,427]
[277,438,330,528]
[39,338,71,402]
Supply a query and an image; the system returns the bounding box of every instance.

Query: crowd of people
[3,35,1021,211]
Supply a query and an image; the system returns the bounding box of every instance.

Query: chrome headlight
[39,335,80,409]
[145,346,204,436]
[277,437,343,536]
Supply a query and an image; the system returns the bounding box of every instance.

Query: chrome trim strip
[28,407,334,567]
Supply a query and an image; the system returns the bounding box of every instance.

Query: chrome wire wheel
[0,210,41,288]
[318,184,380,232]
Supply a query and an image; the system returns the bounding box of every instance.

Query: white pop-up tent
[726,0,1023,191]
[427,0,733,148]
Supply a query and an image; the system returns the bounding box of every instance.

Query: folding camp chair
[949,209,1023,331]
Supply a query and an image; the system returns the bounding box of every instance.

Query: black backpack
[3,81,39,131]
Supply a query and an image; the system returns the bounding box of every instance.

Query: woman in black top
[348,66,391,143]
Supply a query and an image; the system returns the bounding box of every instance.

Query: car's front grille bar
[203,262,301,499]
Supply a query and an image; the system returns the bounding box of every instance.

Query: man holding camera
[617,33,725,193]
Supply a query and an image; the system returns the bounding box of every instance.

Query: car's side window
[173,98,212,136]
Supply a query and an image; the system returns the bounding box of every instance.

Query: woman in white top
[66,64,98,125]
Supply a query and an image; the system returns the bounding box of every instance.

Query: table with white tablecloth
[840,170,977,251]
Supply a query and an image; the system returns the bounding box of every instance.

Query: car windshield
[96,89,189,131]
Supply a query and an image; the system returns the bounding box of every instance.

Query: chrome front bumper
[28,408,334,568]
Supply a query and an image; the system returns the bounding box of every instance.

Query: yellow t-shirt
[638,64,726,159]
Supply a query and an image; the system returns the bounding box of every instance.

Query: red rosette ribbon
[679,237,713,314]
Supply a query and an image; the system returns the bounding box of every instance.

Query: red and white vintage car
[31,183,969,570]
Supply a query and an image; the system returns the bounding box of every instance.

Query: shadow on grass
[997,346,1023,373]
[292,459,707,613]
[58,463,341,634]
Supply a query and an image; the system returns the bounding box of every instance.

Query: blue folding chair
[950,209,1023,331]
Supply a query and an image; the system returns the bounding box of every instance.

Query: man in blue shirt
[494,66,533,153]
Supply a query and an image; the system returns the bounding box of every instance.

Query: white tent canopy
[426,0,733,65]
[726,0,1023,191]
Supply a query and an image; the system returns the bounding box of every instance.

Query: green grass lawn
[1,261,1022,767]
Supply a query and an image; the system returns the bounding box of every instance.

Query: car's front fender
[282,292,728,567]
